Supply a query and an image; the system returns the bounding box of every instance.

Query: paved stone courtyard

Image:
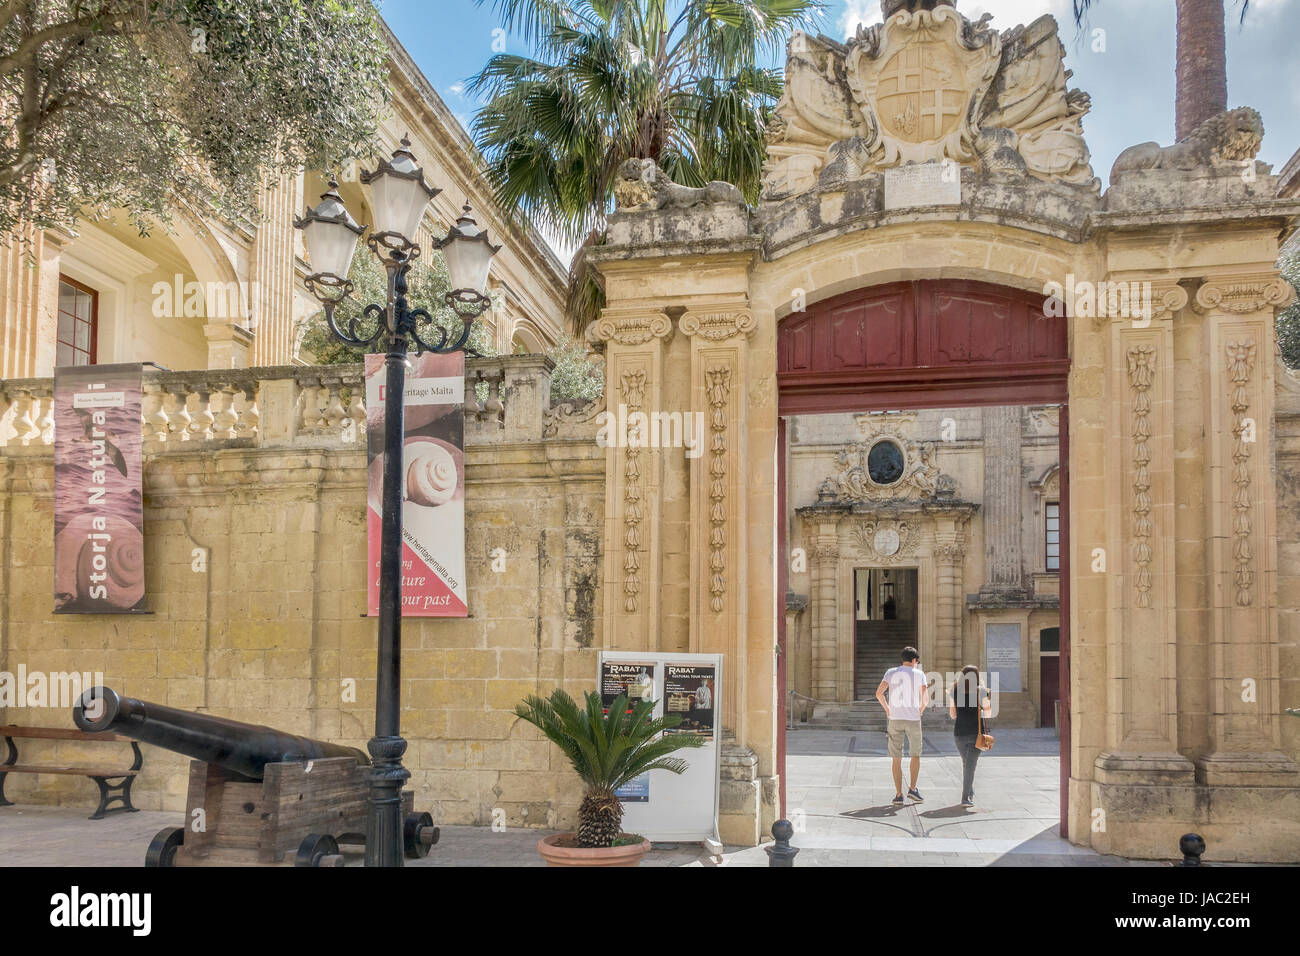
[0,729,1174,866]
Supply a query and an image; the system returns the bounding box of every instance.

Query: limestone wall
[0,355,605,830]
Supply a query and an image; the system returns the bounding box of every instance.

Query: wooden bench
[0,725,143,819]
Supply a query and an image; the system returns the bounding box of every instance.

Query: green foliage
[468,0,824,329]
[297,246,498,365]
[0,0,388,236]
[515,688,703,795]
[1276,238,1300,368]
[547,340,604,401]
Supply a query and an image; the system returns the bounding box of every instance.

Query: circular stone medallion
[874,528,901,557]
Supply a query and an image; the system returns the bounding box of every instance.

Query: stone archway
[589,0,1298,860]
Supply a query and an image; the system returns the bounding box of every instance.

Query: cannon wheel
[404,812,437,859]
[295,833,341,868]
[145,826,184,868]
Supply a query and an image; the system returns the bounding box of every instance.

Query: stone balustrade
[0,353,595,451]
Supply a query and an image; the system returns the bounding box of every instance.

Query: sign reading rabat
[53,364,146,613]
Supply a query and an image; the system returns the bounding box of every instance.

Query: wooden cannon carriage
[73,686,438,867]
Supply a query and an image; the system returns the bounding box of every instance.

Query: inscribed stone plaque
[884,162,961,210]
[984,623,1022,693]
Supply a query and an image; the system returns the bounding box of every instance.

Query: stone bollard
[1179,833,1206,866]
[765,820,799,867]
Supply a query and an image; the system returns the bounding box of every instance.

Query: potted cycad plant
[516,688,704,866]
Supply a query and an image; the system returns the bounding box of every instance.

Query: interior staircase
[803,619,946,732]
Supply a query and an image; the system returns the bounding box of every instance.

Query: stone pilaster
[1093,280,1195,805]
[589,309,673,653]
[808,519,841,702]
[248,172,302,366]
[1192,273,1298,786]
[933,538,965,675]
[981,405,1023,592]
[682,305,756,732]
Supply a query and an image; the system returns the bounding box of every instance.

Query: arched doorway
[776,278,1072,834]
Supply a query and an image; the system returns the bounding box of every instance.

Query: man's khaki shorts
[887,719,923,758]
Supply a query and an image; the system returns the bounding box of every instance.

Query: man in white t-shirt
[875,646,928,805]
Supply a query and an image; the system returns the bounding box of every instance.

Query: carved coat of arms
[762,0,1098,200]
[846,5,999,167]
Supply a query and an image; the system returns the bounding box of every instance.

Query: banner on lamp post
[53,363,146,613]
[365,352,467,617]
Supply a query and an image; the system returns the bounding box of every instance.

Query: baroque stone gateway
[2,0,1298,863]
[593,0,1299,859]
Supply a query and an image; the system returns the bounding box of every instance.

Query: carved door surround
[799,502,975,702]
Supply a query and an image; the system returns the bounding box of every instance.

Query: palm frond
[514,686,705,795]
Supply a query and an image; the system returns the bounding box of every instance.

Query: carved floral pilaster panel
[620,367,648,613]
[704,365,732,613]
[1225,339,1258,607]
[1126,345,1156,609]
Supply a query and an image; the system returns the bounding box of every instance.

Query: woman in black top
[948,665,992,807]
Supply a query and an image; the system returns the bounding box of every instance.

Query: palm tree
[1072,0,1249,141]
[468,0,825,329]
[515,688,704,847]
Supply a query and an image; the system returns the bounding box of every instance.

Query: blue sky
[380,0,1299,229]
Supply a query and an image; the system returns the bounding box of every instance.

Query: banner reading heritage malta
[53,363,146,613]
[365,352,467,617]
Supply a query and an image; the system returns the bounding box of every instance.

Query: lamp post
[295,136,499,867]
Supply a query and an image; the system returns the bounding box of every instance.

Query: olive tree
[0,0,388,235]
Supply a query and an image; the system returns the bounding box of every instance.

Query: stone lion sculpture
[1111,106,1264,178]
[613,158,745,211]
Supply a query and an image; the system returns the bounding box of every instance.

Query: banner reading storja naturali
[365,352,467,617]
[53,363,146,613]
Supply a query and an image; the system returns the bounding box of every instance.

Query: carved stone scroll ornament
[1194,276,1295,315]
[847,519,920,564]
[1225,340,1257,607]
[586,310,673,350]
[680,310,757,341]
[823,435,941,503]
[761,1,1097,199]
[1127,346,1156,609]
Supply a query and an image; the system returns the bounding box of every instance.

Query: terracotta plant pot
[536,833,652,867]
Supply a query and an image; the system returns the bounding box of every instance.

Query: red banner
[53,363,146,613]
[365,352,467,617]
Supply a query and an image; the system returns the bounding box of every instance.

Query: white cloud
[449,81,466,96]
[839,0,880,37]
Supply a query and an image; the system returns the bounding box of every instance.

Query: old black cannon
[73,686,438,867]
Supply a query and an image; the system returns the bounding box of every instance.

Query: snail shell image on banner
[53,363,147,613]
[365,351,468,617]
[404,438,459,507]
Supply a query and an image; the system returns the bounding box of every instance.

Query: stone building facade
[0,19,568,379]
[785,405,1061,728]
[0,357,607,830]
[2,0,1299,862]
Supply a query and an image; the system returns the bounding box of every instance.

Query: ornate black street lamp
[295,136,499,867]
